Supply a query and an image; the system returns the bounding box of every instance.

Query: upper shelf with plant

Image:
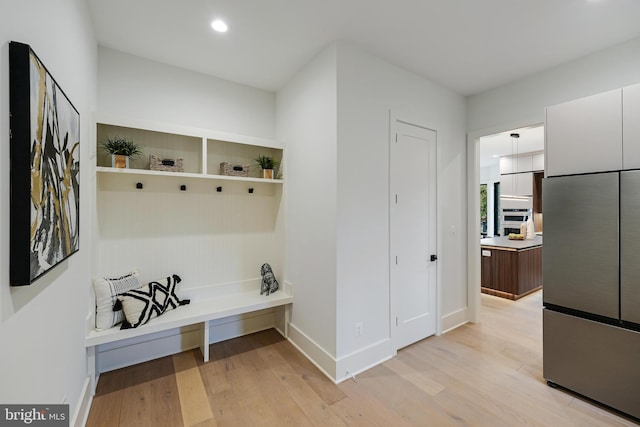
[96,121,283,184]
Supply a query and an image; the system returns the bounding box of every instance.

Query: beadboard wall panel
[95,175,283,289]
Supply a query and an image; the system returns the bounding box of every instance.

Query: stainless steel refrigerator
[543,171,640,419]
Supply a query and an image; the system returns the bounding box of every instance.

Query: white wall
[277,44,338,377]
[335,43,467,378]
[468,36,640,134]
[0,0,97,424]
[98,48,276,139]
[278,42,467,382]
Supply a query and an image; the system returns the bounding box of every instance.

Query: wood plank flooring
[87,292,639,426]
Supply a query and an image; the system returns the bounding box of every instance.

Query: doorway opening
[468,124,544,320]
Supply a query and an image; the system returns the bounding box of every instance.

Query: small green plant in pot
[100,136,142,169]
[255,155,279,179]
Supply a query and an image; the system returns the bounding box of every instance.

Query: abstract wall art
[9,41,80,285]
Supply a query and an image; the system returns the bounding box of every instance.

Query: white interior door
[390,120,437,349]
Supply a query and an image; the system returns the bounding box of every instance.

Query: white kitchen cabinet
[500,172,533,196]
[501,154,537,174]
[623,83,640,170]
[545,89,622,177]
[500,156,513,174]
[516,155,533,174]
[500,175,515,196]
[516,172,533,196]
[500,175,516,196]
[532,152,544,171]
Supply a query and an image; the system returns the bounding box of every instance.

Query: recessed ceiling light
[211,19,228,33]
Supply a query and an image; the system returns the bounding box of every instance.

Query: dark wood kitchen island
[480,236,543,300]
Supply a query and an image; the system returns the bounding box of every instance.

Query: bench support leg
[200,321,210,362]
[284,304,291,338]
[87,346,97,394]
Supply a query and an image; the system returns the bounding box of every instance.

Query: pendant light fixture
[512,132,520,195]
[503,132,528,201]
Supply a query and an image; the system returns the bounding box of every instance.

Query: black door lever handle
[430,255,438,262]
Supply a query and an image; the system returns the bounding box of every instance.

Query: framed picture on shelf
[9,41,81,285]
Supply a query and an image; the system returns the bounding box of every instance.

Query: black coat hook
[180,185,187,191]
[136,182,143,189]
[216,186,222,192]
[248,188,254,194]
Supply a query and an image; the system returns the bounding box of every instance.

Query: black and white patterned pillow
[115,274,190,329]
[93,270,143,330]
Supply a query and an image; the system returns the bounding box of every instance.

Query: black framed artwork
[9,41,80,286]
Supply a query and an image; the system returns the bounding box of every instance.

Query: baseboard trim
[73,376,92,427]
[335,338,395,384]
[441,307,469,334]
[287,323,337,382]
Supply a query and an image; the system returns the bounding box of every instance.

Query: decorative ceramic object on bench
[260,263,279,296]
[100,136,142,169]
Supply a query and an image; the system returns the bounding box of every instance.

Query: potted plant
[100,136,142,169]
[255,155,279,179]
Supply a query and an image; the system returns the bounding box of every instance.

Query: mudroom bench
[85,286,292,372]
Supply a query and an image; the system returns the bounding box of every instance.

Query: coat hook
[136,182,143,189]
[248,188,254,194]
[180,185,187,191]
[216,186,222,192]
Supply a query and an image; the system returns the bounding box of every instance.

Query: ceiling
[480,126,544,168]
[86,0,640,96]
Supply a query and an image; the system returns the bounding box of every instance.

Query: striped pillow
[93,270,142,330]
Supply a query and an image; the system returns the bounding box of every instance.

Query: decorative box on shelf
[220,162,249,177]
[149,154,184,172]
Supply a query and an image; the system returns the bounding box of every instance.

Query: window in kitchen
[480,184,487,237]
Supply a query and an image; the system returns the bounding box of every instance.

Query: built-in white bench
[85,283,292,384]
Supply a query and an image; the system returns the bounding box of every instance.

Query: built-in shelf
[96,166,284,184]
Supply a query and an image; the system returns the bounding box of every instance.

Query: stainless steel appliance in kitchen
[543,171,640,419]
[500,196,532,236]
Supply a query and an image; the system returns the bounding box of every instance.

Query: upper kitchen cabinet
[501,154,541,175]
[545,89,622,177]
[532,152,544,171]
[623,83,640,170]
[499,156,514,174]
[500,172,533,196]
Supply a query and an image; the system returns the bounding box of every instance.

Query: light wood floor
[87,291,639,426]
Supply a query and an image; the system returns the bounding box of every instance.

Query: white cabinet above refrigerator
[623,83,640,170]
[545,89,622,177]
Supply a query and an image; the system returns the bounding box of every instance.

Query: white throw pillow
[93,270,142,330]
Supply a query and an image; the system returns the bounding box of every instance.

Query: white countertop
[480,236,543,250]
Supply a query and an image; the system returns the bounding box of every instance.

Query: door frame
[389,113,440,341]
[466,119,544,324]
